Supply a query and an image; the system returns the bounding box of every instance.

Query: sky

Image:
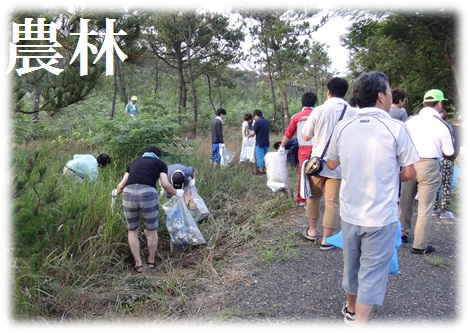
[2,0,469,332]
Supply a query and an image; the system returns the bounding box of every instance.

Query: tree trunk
[110,60,117,119]
[186,36,199,136]
[265,45,277,132]
[177,59,186,123]
[279,84,290,131]
[206,73,216,112]
[116,60,127,105]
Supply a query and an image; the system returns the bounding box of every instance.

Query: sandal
[147,262,157,269]
[302,228,319,241]
[133,265,143,273]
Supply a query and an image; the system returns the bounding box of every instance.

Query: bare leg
[322,226,335,245]
[307,217,318,237]
[346,293,356,313]
[355,302,373,324]
[146,229,158,264]
[128,229,142,271]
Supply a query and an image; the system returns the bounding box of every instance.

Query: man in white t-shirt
[326,71,419,325]
[399,89,454,254]
[301,78,356,249]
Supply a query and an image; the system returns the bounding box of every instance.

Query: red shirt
[284,107,313,147]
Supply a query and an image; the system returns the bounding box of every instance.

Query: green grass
[11,126,297,321]
[424,255,446,267]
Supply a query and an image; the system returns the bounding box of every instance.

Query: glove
[175,189,184,198]
[278,147,286,154]
[220,143,225,148]
[111,189,117,197]
[188,178,196,187]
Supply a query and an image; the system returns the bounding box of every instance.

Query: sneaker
[320,243,335,251]
[253,171,264,176]
[431,209,441,217]
[298,202,306,207]
[341,303,355,326]
[440,211,455,219]
[411,245,435,255]
[401,234,409,243]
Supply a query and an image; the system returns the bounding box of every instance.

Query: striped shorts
[122,184,159,231]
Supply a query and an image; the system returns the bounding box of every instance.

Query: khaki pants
[399,159,441,249]
[306,175,341,229]
[63,166,84,183]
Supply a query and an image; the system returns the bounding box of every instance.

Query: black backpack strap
[320,104,348,159]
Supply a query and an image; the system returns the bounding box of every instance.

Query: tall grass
[11,123,296,322]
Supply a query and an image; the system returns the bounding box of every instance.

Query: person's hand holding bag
[175,189,184,198]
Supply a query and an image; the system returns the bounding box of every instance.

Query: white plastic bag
[220,146,235,167]
[239,137,255,163]
[300,159,312,199]
[265,152,290,192]
[162,196,206,252]
[186,184,211,222]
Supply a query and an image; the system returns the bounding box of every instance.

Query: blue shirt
[126,102,139,116]
[253,116,270,148]
[65,154,99,181]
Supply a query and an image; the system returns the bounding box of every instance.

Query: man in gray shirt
[388,88,408,121]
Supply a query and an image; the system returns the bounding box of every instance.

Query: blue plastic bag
[324,220,402,274]
[452,163,460,188]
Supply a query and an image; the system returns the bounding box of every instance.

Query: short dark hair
[96,154,111,167]
[327,77,349,98]
[301,92,317,107]
[348,97,357,107]
[253,109,263,117]
[273,141,281,150]
[392,88,407,104]
[144,145,162,157]
[244,113,253,121]
[216,108,227,116]
[353,72,389,108]
[171,170,185,189]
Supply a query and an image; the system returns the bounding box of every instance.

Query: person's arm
[116,172,129,195]
[160,172,180,196]
[399,164,416,182]
[279,135,291,149]
[242,122,248,138]
[218,121,224,143]
[326,159,340,170]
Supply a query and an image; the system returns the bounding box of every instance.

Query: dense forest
[11,7,458,133]
[9,5,459,321]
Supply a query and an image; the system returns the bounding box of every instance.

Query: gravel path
[219,203,461,327]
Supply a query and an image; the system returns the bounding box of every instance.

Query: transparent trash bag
[163,196,206,253]
[185,185,211,223]
[220,146,235,167]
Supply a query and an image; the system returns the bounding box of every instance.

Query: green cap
[131,96,138,101]
[423,89,447,103]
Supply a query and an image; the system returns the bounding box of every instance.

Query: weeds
[424,255,446,267]
[11,124,294,322]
